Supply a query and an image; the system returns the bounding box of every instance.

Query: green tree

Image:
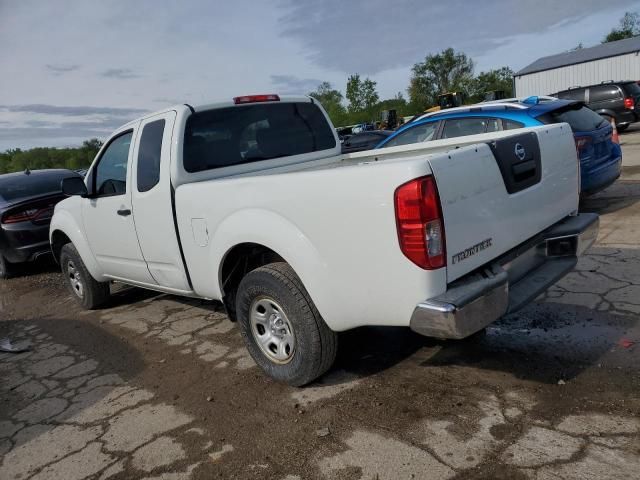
[468,67,514,103]
[0,141,102,174]
[346,74,364,112]
[309,81,346,125]
[603,11,640,43]
[346,74,380,113]
[408,48,475,109]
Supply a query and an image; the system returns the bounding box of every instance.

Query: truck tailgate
[428,124,579,282]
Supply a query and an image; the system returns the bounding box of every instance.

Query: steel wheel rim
[66,260,84,298]
[249,296,296,364]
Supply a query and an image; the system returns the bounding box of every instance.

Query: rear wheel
[0,255,14,280]
[236,262,338,386]
[617,123,628,132]
[60,243,110,309]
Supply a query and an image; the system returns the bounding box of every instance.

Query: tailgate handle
[487,132,542,194]
[512,160,536,181]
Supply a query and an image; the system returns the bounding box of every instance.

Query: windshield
[538,104,607,132]
[0,172,69,202]
[183,102,336,173]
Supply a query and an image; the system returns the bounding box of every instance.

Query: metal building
[514,36,640,97]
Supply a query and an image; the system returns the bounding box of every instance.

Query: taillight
[394,175,446,269]
[2,208,38,224]
[233,94,280,104]
[1,203,55,224]
[624,97,635,109]
[575,136,591,155]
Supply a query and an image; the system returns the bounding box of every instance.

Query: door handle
[117,208,132,216]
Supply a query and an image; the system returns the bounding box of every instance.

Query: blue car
[376,97,622,196]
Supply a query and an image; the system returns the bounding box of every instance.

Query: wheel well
[51,230,71,264]
[219,243,285,321]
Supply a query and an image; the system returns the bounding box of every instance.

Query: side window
[137,120,165,192]
[441,118,488,139]
[555,89,585,102]
[383,122,438,148]
[486,118,502,132]
[94,132,132,196]
[588,85,621,103]
[503,119,525,130]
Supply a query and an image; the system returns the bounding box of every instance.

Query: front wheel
[236,262,338,386]
[60,243,110,309]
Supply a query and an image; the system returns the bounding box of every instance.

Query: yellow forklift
[425,92,466,113]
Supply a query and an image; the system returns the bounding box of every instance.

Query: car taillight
[1,205,55,224]
[624,97,635,109]
[233,94,280,104]
[394,175,445,269]
[2,208,39,224]
[575,136,591,155]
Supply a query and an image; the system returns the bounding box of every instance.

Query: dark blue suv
[376,98,622,196]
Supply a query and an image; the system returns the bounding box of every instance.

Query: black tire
[0,255,14,280]
[617,123,628,133]
[236,262,338,386]
[59,243,110,309]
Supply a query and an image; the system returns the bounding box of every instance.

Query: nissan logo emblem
[514,143,526,161]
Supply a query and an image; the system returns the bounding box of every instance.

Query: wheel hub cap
[67,260,84,298]
[250,297,295,364]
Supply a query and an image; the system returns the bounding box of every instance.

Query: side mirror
[61,177,88,197]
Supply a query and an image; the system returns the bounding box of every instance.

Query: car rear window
[183,102,336,173]
[621,82,640,97]
[538,104,607,132]
[0,173,68,202]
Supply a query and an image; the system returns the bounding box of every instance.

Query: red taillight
[233,94,280,104]
[1,204,55,224]
[2,208,39,224]
[624,97,635,109]
[394,175,445,269]
[575,136,591,154]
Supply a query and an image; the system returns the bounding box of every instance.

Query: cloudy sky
[1,0,639,150]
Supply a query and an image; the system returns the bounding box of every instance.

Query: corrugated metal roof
[516,36,640,76]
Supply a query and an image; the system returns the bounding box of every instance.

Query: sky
[1,0,639,150]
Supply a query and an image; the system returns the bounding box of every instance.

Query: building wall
[515,52,640,97]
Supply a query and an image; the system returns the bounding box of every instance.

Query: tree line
[0,139,102,174]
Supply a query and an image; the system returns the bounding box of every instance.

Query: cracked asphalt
[1,126,640,479]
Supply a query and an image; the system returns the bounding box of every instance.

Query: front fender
[50,209,105,282]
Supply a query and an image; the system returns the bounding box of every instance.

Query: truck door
[130,111,191,292]
[82,126,157,284]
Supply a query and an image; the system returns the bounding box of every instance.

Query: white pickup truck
[50,94,598,386]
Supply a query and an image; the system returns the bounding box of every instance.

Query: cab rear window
[183,102,336,173]
[539,104,607,132]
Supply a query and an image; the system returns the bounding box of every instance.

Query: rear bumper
[614,110,638,126]
[0,222,52,264]
[581,152,622,196]
[410,213,599,339]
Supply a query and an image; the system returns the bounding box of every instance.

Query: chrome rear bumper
[410,213,599,339]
